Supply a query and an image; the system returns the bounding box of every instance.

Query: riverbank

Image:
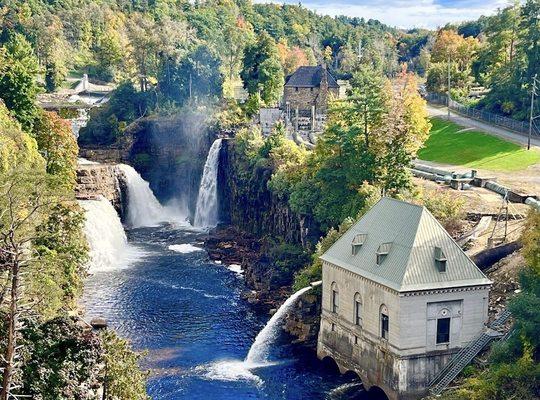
[204,226,322,349]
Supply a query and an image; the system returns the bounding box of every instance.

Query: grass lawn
[417,118,540,171]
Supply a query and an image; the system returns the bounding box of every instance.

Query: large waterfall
[194,138,222,228]
[79,197,132,273]
[245,286,313,366]
[117,164,178,228]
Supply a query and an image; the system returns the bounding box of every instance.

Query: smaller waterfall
[80,197,131,273]
[117,164,172,228]
[194,138,222,228]
[245,286,313,366]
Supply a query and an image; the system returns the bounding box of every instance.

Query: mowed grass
[418,118,540,171]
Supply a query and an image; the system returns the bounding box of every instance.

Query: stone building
[317,198,492,400]
[283,65,339,114]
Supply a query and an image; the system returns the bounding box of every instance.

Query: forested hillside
[0,0,539,399]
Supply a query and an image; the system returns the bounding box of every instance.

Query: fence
[426,92,539,137]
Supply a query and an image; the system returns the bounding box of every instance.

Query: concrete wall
[317,261,490,399]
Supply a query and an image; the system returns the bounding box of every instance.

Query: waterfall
[117,164,172,228]
[245,286,313,366]
[194,139,222,228]
[79,197,132,273]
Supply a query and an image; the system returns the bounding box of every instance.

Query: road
[427,104,540,149]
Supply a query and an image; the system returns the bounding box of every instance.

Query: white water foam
[117,164,185,228]
[201,286,313,383]
[78,157,100,165]
[326,382,364,399]
[168,244,204,253]
[202,360,262,384]
[227,264,243,276]
[194,139,222,228]
[80,197,143,273]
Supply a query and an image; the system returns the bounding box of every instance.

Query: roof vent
[434,247,447,272]
[351,233,367,255]
[376,242,392,265]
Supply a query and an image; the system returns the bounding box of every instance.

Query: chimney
[320,63,328,91]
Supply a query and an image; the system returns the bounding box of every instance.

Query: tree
[100,330,149,400]
[241,31,284,106]
[0,101,43,173]
[159,45,223,104]
[34,111,78,189]
[289,68,429,228]
[0,33,39,131]
[0,168,60,400]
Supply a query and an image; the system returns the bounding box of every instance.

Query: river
[80,144,367,399]
[82,222,367,399]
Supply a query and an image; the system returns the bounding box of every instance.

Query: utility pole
[528,74,538,150]
[447,54,451,120]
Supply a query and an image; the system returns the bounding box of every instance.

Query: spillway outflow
[245,286,313,366]
[194,139,222,228]
[79,197,138,273]
[117,164,183,228]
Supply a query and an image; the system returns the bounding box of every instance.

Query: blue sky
[254,0,510,29]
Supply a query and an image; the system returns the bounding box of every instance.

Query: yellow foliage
[0,101,44,173]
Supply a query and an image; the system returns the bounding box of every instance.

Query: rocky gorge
[78,115,326,351]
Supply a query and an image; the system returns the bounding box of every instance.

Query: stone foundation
[317,314,457,400]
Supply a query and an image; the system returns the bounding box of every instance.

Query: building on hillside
[282,65,339,137]
[283,65,340,114]
[317,197,492,400]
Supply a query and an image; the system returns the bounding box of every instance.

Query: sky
[253,0,511,29]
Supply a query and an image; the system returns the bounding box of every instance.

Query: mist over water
[134,109,215,214]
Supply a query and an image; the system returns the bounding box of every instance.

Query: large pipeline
[525,197,540,211]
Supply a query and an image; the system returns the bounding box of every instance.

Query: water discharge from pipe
[194,138,222,228]
[245,285,313,366]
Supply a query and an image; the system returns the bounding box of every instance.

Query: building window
[434,247,447,273]
[295,87,299,92]
[310,87,314,92]
[331,323,335,332]
[376,243,392,265]
[354,293,362,326]
[354,335,359,345]
[331,282,339,314]
[436,317,451,344]
[380,304,389,340]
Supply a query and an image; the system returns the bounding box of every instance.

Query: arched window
[380,304,389,340]
[331,282,339,314]
[354,293,362,326]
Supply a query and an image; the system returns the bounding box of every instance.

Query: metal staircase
[429,310,512,395]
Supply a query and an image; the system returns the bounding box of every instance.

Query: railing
[428,309,512,395]
[426,92,540,138]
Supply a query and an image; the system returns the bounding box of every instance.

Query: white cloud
[253,0,511,29]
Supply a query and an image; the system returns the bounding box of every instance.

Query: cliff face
[218,137,323,349]
[283,291,321,348]
[75,164,125,216]
[218,138,321,249]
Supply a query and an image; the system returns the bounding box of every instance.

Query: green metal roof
[320,197,492,292]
